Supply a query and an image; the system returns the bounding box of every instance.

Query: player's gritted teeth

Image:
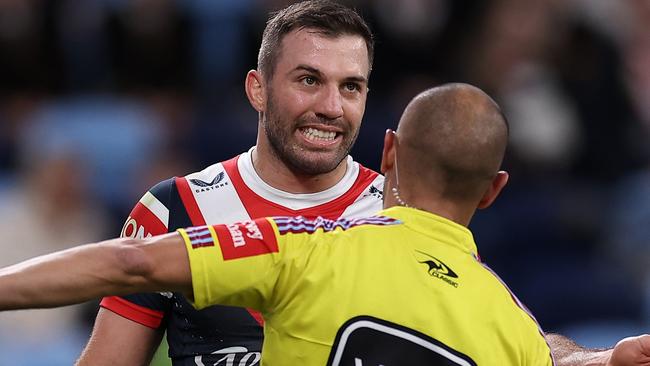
[298,127,341,145]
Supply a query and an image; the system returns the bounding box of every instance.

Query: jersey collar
[379,206,478,257]
[237,147,359,210]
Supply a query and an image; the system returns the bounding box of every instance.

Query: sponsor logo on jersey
[190,172,229,193]
[357,185,383,202]
[121,192,169,239]
[121,216,155,239]
[416,250,459,288]
[368,185,383,199]
[213,218,278,260]
[195,346,261,366]
[224,221,263,247]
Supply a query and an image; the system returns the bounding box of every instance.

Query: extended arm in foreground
[548,333,650,366]
[0,233,191,310]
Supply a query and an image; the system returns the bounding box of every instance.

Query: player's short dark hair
[258,0,374,80]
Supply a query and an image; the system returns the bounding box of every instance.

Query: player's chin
[293,152,346,175]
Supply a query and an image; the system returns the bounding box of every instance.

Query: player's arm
[76,308,164,366]
[548,333,650,366]
[77,179,177,366]
[0,233,191,310]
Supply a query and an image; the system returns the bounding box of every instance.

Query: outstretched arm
[0,233,191,310]
[548,333,650,366]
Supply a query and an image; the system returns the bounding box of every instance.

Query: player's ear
[245,70,266,112]
[478,171,509,209]
[380,129,397,174]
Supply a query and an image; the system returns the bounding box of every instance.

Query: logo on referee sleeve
[213,218,278,260]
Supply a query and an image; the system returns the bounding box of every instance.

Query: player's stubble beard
[263,88,360,176]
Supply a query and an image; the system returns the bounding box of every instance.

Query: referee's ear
[245,69,266,113]
[380,129,397,175]
[477,171,509,210]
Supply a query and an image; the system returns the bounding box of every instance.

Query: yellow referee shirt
[179,206,554,365]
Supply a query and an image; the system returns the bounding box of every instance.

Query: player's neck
[251,146,348,194]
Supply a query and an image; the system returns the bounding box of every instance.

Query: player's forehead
[275,28,370,80]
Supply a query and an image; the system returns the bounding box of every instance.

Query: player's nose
[315,84,344,120]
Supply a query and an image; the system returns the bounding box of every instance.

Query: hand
[607,335,650,366]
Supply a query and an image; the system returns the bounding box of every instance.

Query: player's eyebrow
[292,64,323,77]
[292,64,368,86]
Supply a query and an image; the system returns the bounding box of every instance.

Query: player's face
[262,29,369,175]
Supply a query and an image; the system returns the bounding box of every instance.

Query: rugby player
[82,2,381,365]
[1,84,649,365]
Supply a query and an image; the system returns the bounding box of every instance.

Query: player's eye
[344,82,361,92]
[302,76,317,86]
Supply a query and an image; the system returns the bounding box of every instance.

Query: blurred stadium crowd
[0,0,649,364]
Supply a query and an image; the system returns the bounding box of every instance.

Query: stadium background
[0,0,648,364]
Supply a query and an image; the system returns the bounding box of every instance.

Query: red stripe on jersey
[100,296,165,329]
[222,156,379,220]
[121,201,167,239]
[176,176,207,226]
[213,217,278,260]
[247,309,264,326]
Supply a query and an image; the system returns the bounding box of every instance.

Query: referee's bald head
[395,83,509,205]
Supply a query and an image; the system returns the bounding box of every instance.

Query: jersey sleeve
[100,178,176,328]
[484,264,555,366]
[179,217,287,313]
[533,338,554,366]
[521,321,554,365]
[523,315,554,366]
[504,282,555,365]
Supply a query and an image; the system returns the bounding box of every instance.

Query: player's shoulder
[145,160,228,208]
[352,160,384,186]
[354,163,384,195]
[183,160,228,184]
[130,157,237,232]
[177,154,245,194]
[143,158,230,202]
[147,177,176,199]
[336,160,384,218]
[122,177,177,238]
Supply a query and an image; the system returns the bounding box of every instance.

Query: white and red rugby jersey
[101,148,384,365]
